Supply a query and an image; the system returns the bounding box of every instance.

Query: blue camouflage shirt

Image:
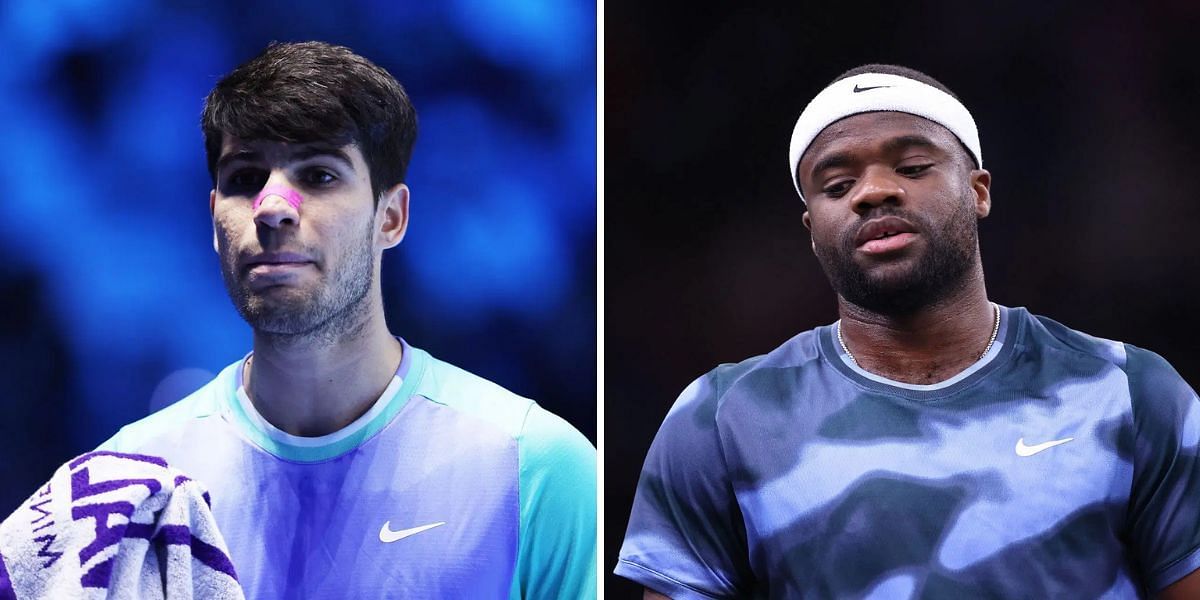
[618,305,1200,598]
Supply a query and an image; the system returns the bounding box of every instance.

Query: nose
[253,181,303,229]
[849,166,905,215]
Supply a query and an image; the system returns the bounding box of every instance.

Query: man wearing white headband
[618,64,1200,598]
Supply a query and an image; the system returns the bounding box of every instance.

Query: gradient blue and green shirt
[101,339,596,599]
[618,305,1200,598]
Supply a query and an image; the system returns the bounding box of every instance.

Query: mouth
[241,252,316,284]
[247,262,312,274]
[853,216,920,255]
[243,251,313,268]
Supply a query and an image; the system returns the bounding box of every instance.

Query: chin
[243,309,325,336]
[834,260,936,314]
[861,259,921,283]
[844,286,930,316]
[847,268,971,316]
[235,292,312,327]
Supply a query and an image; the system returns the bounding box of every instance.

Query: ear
[376,182,410,250]
[210,189,219,254]
[970,169,992,218]
[802,210,818,252]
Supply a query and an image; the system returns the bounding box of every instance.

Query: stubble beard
[814,193,980,317]
[222,222,376,348]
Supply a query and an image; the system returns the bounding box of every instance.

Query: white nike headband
[788,72,982,201]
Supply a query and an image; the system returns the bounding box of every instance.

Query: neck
[837,272,994,385]
[244,295,402,437]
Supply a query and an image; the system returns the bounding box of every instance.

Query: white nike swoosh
[378,521,446,543]
[1015,437,1074,457]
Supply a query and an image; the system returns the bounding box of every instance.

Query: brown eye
[223,169,266,195]
[897,164,933,176]
[303,168,338,186]
[824,180,854,198]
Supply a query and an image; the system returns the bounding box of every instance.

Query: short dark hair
[829,63,977,168]
[831,63,961,101]
[201,41,418,203]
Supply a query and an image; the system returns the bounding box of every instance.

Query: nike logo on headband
[853,84,892,93]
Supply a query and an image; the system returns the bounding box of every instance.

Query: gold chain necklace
[837,303,1000,367]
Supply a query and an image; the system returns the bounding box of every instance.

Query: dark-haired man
[616,65,1200,598]
[100,42,595,599]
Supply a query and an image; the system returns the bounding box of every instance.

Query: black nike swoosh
[853,84,891,93]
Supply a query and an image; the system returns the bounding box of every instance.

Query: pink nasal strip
[252,186,304,211]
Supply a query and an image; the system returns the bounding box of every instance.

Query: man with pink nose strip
[251,185,304,212]
[99,41,597,599]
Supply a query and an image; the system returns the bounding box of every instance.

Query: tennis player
[101,41,596,599]
[617,64,1200,598]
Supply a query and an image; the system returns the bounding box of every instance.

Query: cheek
[212,211,248,248]
[806,214,846,248]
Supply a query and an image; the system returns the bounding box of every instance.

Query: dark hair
[201,41,418,203]
[832,63,961,101]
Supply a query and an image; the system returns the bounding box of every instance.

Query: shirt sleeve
[1124,345,1200,591]
[510,403,597,600]
[616,373,754,599]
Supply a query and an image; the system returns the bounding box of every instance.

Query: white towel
[0,451,246,599]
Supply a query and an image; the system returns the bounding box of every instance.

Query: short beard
[222,222,376,347]
[814,195,979,317]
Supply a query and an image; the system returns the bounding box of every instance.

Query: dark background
[605,1,1200,596]
[0,1,595,515]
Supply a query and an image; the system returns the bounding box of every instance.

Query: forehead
[217,136,366,170]
[799,112,964,173]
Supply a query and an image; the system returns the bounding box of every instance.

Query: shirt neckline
[223,337,427,463]
[821,305,1022,401]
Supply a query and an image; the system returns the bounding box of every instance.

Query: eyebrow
[215,144,356,176]
[808,134,942,181]
[215,150,261,175]
[809,152,856,180]
[290,145,355,169]
[880,134,939,156]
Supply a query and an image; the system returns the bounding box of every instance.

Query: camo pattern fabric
[617,306,1200,599]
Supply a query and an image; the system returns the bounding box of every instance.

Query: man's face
[798,112,991,315]
[210,137,381,336]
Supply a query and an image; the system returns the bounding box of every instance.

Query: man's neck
[837,278,995,385]
[243,305,403,437]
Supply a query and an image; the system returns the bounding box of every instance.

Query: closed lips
[244,252,313,268]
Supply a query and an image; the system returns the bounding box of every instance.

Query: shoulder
[1019,308,1195,426]
[515,402,595,518]
[716,326,826,386]
[1020,308,1189,394]
[414,348,593,454]
[413,349,540,440]
[413,346,594,489]
[671,327,826,424]
[99,361,238,453]
[1020,309,1129,367]
[1121,343,1193,399]
[518,402,595,480]
[1121,344,1197,440]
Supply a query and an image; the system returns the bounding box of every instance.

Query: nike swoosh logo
[853,84,892,93]
[1014,437,1074,457]
[378,521,446,543]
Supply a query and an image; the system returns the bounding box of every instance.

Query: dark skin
[643,110,1200,598]
[800,111,993,385]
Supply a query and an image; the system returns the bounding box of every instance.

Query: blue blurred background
[0,0,595,513]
